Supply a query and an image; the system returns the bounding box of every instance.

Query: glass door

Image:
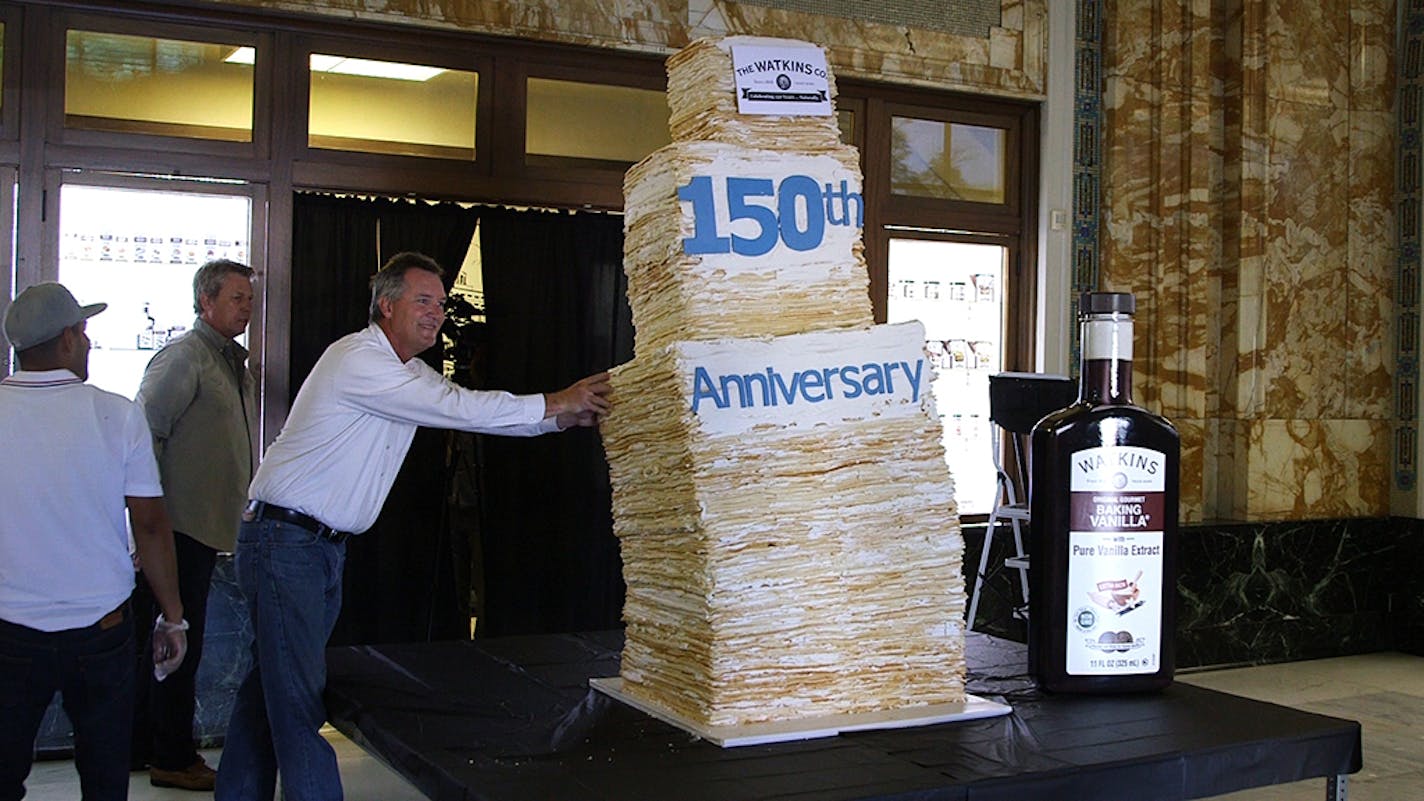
[53,178,256,399]
[885,236,1006,515]
[1,166,14,377]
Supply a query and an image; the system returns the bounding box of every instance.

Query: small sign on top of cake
[730,42,833,116]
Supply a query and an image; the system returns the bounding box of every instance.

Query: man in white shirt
[214,252,610,801]
[0,282,188,801]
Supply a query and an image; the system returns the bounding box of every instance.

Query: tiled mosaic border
[1070,0,1103,376]
[1397,1,1423,491]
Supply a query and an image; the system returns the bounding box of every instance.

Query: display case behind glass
[57,184,252,399]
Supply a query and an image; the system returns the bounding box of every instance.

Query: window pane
[57,184,252,400]
[886,238,1005,515]
[890,116,1005,203]
[309,54,477,159]
[526,78,668,165]
[65,30,253,142]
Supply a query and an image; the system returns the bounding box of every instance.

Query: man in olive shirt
[133,260,257,791]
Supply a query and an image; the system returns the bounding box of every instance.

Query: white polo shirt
[0,369,163,631]
[249,324,558,535]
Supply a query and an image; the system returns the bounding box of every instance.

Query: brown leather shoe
[150,758,217,791]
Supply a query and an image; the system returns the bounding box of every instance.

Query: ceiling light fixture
[223,47,445,82]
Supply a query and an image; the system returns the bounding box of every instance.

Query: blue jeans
[0,604,135,801]
[215,518,345,801]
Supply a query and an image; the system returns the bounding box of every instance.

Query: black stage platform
[324,632,1361,801]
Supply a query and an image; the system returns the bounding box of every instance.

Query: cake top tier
[667,36,843,151]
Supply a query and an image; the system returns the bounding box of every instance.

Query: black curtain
[289,194,380,393]
[477,206,634,636]
[290,193,481,645]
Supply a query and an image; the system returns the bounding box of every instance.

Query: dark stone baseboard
[964,515,1424,668]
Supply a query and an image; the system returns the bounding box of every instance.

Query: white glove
[152,615,190,682]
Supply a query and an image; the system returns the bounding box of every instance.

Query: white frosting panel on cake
[675,322,935,437]
[626,142,863,278]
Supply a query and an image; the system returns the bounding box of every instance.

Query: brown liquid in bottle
[1028,292,1179,692]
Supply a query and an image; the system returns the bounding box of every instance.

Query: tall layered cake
[601,36,966,733]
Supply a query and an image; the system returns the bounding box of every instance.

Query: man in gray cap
[0,282,188,801]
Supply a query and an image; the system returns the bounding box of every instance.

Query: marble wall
[1175,516,1419,667]
[1402,523,1424,656]
[199,0,1048,98]
[967,517,1424,668]
[1100,0,1397,522]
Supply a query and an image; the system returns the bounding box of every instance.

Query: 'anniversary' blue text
[691,359,925,413]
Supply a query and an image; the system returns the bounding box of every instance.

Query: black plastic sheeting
[323,632,1361,801]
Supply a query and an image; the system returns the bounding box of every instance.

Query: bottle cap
[1080,292,1136,316]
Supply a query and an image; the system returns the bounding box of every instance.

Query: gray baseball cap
[3,283,107,351]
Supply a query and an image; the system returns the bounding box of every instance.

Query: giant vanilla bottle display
[1028,292,1180,693]
[601,36,967,730]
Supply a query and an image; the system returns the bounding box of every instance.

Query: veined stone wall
[1101,0,1396,521]
[192,0,1049,99]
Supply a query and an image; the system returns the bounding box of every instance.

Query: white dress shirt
[248,324,558,534]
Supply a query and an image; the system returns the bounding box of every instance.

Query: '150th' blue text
[692,359,924,413]
[679,175,864,257]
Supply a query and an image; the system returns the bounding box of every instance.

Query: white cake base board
[590,676,1012,747]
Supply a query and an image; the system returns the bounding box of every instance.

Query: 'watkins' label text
[1069,445,1166,494]
[734,59,828,79]
[1075,449,1160,477]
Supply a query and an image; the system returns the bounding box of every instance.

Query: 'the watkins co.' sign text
[731,43,833,116]
[681,323,933,437]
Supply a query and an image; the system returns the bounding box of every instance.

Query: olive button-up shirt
[136,317,256,552]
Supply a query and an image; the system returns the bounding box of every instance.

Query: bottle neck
[1080,314,1134,404]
